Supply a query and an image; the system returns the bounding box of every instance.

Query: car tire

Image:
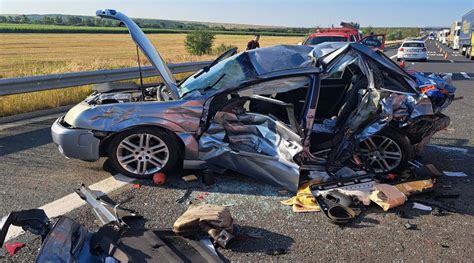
[108,127,181,179]
[358,128,413,174]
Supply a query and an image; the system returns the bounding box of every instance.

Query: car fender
[108,116,188,133]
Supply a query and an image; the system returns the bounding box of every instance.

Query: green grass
[0,23,306,36]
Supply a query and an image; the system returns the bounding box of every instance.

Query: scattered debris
[443,171,468,177]
[222,204,235,207]
[152,172,166,185]
[132,183,141,189]
[404,222,417,230]
[176,189,192,204]
[369,184,407,211]
[182,174,198,182]
[4,242,25,256]
[432,207,447,216]
[173,204,235,248]
[412,202,433,211]
[281,184,319,213]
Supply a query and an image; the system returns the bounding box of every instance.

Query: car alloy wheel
[359,135,403,173]
[116,133,170,175]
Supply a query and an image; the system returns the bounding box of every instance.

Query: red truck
[302,24,386,50]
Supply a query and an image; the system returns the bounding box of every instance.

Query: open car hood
[96,9,179,99]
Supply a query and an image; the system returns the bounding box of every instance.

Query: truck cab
[302,25,385,51]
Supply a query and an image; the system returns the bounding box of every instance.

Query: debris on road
[176,189,192,204]
[369,184,407,211]
[443,171,468,177]
[152,172,166,185]
[182,174,198,182]
[132,183,141,189]
[412,202,433,211]
[4,242,25,256]
[173,204,235,248]
[404,222,417,230]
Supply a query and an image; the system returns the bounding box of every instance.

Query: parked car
[397,40,428,61]
[52,10,454,192]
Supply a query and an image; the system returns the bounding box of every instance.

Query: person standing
[246,34,260,50]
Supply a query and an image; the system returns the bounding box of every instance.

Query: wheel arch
[99,124,185,158]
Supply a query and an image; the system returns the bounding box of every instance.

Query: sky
[0,0,473,27]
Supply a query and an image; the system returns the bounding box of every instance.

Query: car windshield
[402,42,425,47]
[304,36,347,45]
[178,53,257,98]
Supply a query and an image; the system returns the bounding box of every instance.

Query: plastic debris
[443,171,468,177]
[152,172,166,185]
[404,222,417,230]
[182,174,198,182]
[4,242,25,256]
[202,170,215,186]
[281,184,320,213]
[369,184,407,211]
[412,202,433,211]
[132,183,141,189]
[245,229,264,239]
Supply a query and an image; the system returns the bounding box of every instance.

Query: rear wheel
[358,128,412,174]
[108,127,181,179]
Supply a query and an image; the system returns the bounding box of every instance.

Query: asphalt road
[1,40,473,262]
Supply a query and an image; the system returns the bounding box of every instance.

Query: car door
[360,34,386,51]
[197,72,321,192]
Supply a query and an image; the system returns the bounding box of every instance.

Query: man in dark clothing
[246,34,260,50]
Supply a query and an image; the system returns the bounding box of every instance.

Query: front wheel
[108,127,181,179]
[358,128,413,174]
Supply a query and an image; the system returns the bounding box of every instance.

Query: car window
[402,42,425,47]
[304,36,347,45]
[179,53,257,98]
[324,52,358,79]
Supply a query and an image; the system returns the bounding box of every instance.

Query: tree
[185,30,215,55]
[0,16,7,23]
[20,15,30,24]
[54,16,63,25]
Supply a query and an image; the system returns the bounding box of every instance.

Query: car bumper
[51,117,100,161]
[398,53,427,60]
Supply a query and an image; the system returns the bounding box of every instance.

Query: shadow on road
[0,127,52,157]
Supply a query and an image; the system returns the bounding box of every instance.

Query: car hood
[96,9,179,99]
[64,99,204,132]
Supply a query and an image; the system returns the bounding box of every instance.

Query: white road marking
[428,144,468,154]
[2,174,134,242]
[460,72,471,79]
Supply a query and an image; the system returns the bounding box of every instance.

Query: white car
[397,40,427,61]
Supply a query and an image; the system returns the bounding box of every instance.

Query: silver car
[52,10,454,192]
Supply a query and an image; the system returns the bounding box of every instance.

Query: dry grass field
[0,33,303,117]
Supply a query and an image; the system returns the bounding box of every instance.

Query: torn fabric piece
[369,184,407,211]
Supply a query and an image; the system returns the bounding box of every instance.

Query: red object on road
[399,60,406,68]
[4,242,25,256]
[153,172,166,185]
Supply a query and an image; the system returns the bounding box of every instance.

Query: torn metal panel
[199,112,302,192]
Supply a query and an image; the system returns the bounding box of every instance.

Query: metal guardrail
[0,61,212,96]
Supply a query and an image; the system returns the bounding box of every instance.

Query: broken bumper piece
[51,117,100,161]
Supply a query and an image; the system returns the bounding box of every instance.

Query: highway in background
[1,40,473,261]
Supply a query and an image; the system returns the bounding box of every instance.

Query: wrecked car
[51,10,455,192]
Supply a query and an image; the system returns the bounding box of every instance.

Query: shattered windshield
[179,53,257,98]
